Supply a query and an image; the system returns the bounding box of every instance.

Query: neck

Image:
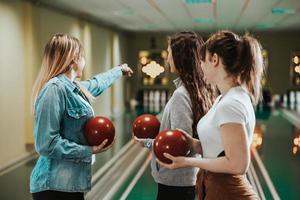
[64,70,77,82]
[216,76,238,95]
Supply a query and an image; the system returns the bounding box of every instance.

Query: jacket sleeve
[80,67,122,97]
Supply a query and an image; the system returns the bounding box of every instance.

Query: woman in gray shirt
[134,31,215,200]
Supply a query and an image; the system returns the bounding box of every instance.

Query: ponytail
[238,35,264,105]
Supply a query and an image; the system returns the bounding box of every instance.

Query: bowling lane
[92,112,133,175]
[254,109,300,199]
[0,160,35,200]
[0,112,135,200]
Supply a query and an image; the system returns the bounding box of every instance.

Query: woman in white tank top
[157,30,265,200]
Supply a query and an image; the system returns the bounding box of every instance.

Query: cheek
[170,59,174,67]
[79,60,85,70]
[201,63,208,74]
[207,67,214,77]
[167,54,171,65]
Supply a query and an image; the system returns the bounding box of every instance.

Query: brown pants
[196,170,260,200]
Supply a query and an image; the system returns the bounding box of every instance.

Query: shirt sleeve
[34,83,92,163]
[80,67,122,97]
[215,99,247,127]
[143,138,154,150]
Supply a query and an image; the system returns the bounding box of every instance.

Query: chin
[76,73,82,78]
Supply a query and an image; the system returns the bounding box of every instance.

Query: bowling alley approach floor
[1,109,300,200]
[125,165,156,200]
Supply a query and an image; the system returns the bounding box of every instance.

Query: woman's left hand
[156,153,188,169]
[120,64,133,77]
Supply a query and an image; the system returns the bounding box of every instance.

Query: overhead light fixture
[161,50,167,59]
[272,8,296,14]
[293,56,299,64]
[113,10,135,16]
[256,23,273,29]
[294,65,300,74]
[193,18,214,24]
[142,61,165,78]
[144,24,156,30]
[139,51,149,58]
[183,0,212,4]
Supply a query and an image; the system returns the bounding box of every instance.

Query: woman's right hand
[92,139,114,154]
[176,128,202,155]
[120,63,133,77]
[132,135,146,147]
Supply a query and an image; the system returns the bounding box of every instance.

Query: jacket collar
[57,74,80,93]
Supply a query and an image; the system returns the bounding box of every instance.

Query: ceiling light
[272,8,296,15]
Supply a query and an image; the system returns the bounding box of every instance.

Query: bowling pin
[143,90,149,112]
[149,90,154,113]
[154,90,160,113]
[283,94,288,108]
[296,91,300,111]
[161,90,166,109]
[290,91,295,110]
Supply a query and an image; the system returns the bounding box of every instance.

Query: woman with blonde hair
[30,33,133,200]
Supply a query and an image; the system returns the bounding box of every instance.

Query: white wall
[112,33,125,116]
[0,0,129,167]
[0,0,27,166]
[89,24,113,116]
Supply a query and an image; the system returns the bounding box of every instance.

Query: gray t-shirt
[144,78,198,186]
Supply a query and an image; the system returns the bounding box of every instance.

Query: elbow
[234,165,248,175]
[35,143,51,157]
[36,147,49,157]
[228,159,249,175]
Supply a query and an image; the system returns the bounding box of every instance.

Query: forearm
[185,156,247,174]
[80,67,122,96]
[36,134,93,163]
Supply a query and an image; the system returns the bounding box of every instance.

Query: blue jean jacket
[30,67,122,193]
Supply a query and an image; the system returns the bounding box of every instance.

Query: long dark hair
[200,30,265,105]
[169,31,215,138]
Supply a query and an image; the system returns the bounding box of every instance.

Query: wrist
[143,139,153,149]
[184,157,197,167]
[192,139,202,154]
[183,157,190,167]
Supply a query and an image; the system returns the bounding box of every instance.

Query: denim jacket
[30,67,122,193]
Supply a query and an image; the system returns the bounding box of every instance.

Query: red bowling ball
[132,114,160,139]
[84,116,115,147]
[154,129,190,164]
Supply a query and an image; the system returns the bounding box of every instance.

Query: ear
[72,58,78,65]
[211,53,219,67]
[70,60,78,71]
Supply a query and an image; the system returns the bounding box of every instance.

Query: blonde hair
[32,33,94,112]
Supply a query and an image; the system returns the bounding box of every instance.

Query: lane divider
[252,148,280,200]
[119,154,152,200]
